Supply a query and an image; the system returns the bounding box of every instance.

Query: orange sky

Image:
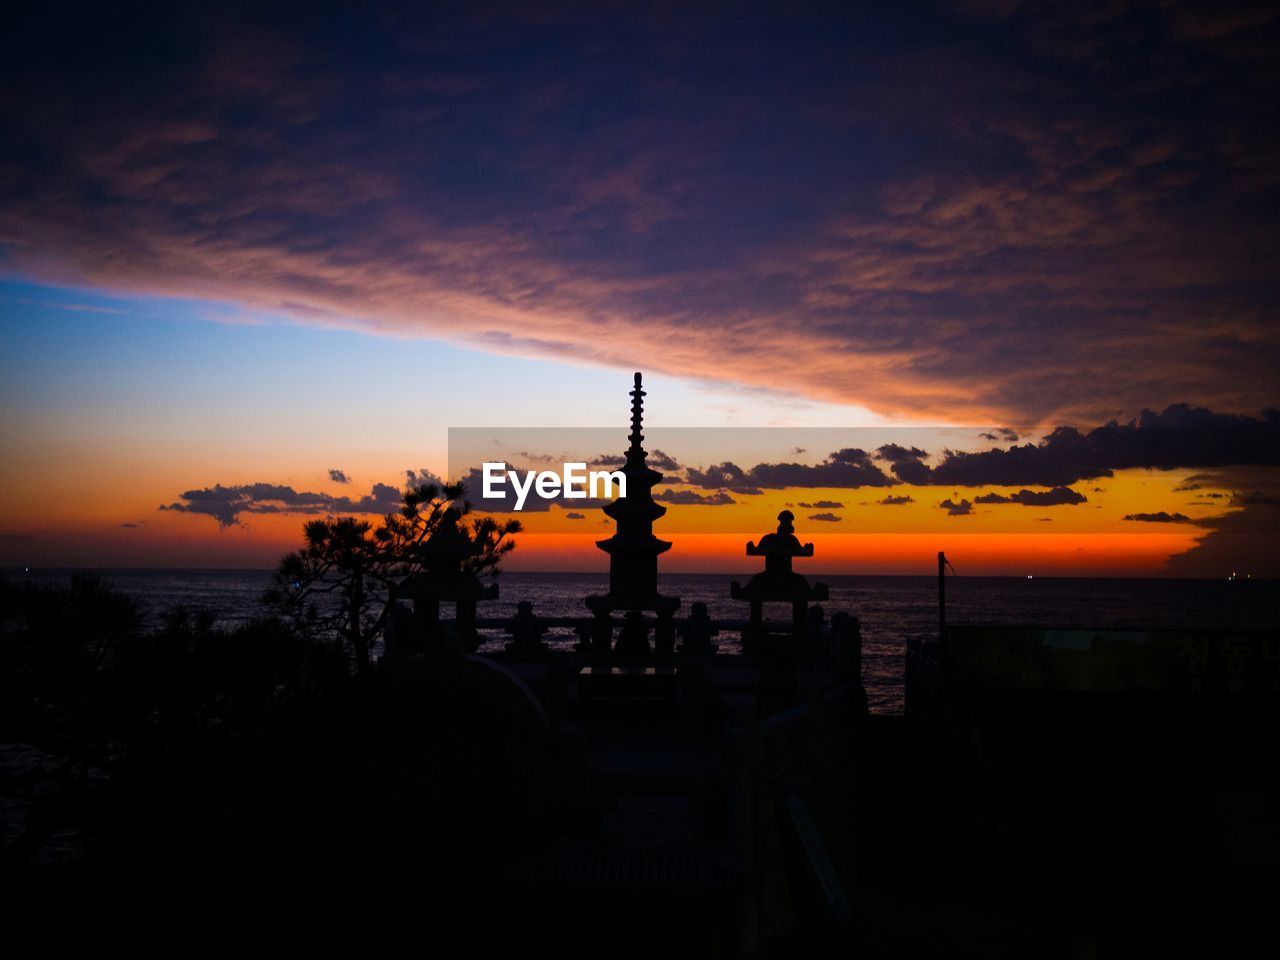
[0,463,1223,576]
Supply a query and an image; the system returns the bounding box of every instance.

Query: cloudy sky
[2,1,1277,574]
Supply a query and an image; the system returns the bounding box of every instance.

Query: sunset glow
[2,4,1277,578]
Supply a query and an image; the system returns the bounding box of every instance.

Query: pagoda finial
[776,510,795,536]
[628,371,645,454]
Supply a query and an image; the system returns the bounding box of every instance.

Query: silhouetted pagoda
[731,509,829,651]
[585,372,679,655]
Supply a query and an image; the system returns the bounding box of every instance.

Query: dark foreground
[3,575,1278,956]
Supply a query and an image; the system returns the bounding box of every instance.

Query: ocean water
[6,569,1278,713]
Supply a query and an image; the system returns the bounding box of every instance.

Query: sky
[2,1,1278,576]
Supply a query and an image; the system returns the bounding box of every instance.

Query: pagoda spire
[585,371,680,657]
[628,371,645,457]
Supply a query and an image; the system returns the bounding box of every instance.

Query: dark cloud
[1123,511,1195,523]
[674,404,1279,497]
[925,406,1280,487]
[328,469,351,484]
[1167,499,1280,578]
[685,450,892,492]
[1232,491,1280,507]
[979,429,1020,442]
[939,498,973,516]
[797,500,844,509]
[1,533,33,541]
[831,448,874,465]
[874,444,932,484]
[160,479,410,528]
[808,513,842,522]
[405,469,445,489]
[878,495,915,505]
[120,522,141,529]
[649,451,683,472]
[680,462,764,495]
[653,489,736,506]
[972,486,1087,506]
[3,5,1278,422]
[876,444,929,462]
[597,450,681,472]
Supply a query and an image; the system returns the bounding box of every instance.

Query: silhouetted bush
[266,480,520,675]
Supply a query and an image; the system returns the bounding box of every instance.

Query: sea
[6,569,1278,714]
